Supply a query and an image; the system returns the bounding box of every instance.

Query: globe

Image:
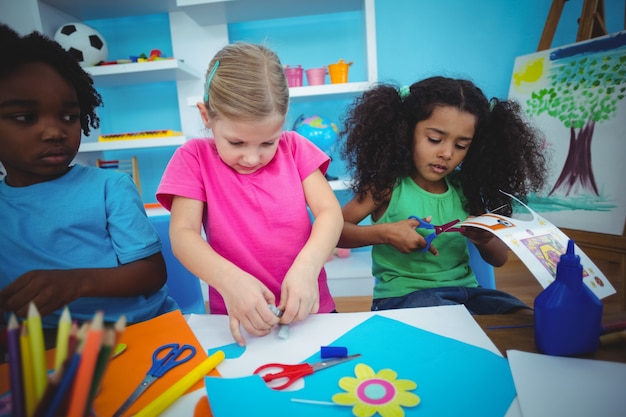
[293,114,338,154]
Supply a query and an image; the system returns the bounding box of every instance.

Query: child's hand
[386,217,438,255]
[461,223,508,267]
[278,264,320,325]
[220,272,280,346]
[0,270,80,318]
[462,225,495,246]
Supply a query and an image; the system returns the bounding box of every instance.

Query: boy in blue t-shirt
[0,24,178,328]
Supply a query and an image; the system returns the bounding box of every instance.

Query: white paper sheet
[507,349,626,417]
[458,192,616,299]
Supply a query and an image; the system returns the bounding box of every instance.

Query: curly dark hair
[0,24,102,135]
[340,76,548,216]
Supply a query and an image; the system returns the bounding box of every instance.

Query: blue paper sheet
[204,315,516,416]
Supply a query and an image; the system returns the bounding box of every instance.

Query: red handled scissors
[409,216,465,252]
[253,353,361,390]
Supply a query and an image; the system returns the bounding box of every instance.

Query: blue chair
[150,215,206,314]
[467,240,496,289]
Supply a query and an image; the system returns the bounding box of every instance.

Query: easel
[537,0,610,51]
[536,0,626,311]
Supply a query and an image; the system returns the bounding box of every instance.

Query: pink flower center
[355,379,396,405]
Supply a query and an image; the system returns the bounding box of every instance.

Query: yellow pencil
[67,311,104,417]
[54,306,72,372]
[134,350,225,417]
[27,302,48,403]
[20,322,37,417]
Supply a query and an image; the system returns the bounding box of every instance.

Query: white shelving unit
[325,250,375,297]
[1,0,378,298]
[28,0,378,155]
[79,136,187,153]
[84,59,201,87]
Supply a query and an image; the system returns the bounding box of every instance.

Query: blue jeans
[371,286,531,314]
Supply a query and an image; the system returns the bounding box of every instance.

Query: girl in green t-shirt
[338,77,547,313]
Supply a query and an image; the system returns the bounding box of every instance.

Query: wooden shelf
[79,136,187,152]
[85,60,201,87]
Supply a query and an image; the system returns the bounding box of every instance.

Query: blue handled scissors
[254,353,361,390]
[409,216,465,252]
[112,343,196,417]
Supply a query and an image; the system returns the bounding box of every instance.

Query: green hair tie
[399,85,410,99]
[203,60,220,102]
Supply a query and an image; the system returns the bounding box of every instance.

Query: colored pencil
[84,327,115,416]
[33,366,65,417]
[67,311,104,417]
[20,322,37,417]
[113,314,127,347]
[27,302,48,402]
[67,321,80,360]
[44,343,83,417]
[133,350,226,417]
[7,314,25,417]
[54,306,72,371]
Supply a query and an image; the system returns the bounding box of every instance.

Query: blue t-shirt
[0,165,177,327]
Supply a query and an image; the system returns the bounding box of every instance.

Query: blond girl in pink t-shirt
[157,43,343,345]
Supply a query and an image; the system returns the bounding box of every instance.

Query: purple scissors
[253,353,361,390]
[409,216,465,252]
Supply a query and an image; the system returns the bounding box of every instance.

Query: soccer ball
[54,23,108,67]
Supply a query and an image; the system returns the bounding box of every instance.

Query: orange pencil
[66,311,104,417]
[85,327,116,413]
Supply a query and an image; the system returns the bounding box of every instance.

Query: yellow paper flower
[332,363,420,417]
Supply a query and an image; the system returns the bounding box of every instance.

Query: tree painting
[525,33,625,196]
[509,31,626,235]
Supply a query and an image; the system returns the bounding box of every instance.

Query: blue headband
[203,60,220,102]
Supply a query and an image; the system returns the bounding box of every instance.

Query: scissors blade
[436,219,462,234]
[112,375,158,417]
[310,353,361,372]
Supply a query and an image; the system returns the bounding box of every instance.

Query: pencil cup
[284,65,303,87]
[305,67,326,86]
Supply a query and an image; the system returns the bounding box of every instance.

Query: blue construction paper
[208,342,246,359]
[204,315,516,416]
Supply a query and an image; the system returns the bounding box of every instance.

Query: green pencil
[84,327,115,416]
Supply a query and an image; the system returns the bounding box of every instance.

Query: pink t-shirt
[157,131,335,314]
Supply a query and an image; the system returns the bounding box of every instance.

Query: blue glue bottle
[534,239,603,356]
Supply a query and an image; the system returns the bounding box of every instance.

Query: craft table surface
[474,311,626,364]
[161,305,520,416]
[160,306,626,417]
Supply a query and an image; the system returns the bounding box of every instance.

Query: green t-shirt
[371,176,478,299]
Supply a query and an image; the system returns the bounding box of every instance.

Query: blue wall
[85,0,625,203]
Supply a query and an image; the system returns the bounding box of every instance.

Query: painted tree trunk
[549,120,598,196]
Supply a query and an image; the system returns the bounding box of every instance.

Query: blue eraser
[320,346,348,358]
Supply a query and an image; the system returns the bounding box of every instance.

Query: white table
[159,305,522,416]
